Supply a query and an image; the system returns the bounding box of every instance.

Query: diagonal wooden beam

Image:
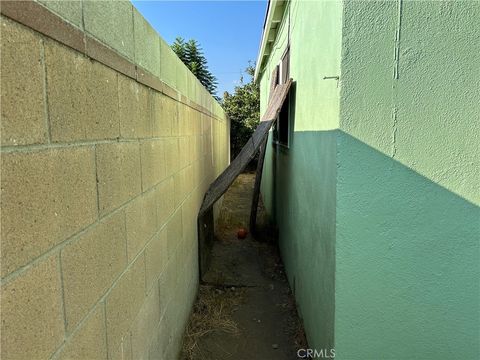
[198,79,292,279]
[198,79,292,217]
[249,137,268,235]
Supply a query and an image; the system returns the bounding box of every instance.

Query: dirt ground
[181,172,306,360]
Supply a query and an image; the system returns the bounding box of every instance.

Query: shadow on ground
[181,172,306,360]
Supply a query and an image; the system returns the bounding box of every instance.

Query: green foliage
[171,37,218,96]
[222,64,260,160]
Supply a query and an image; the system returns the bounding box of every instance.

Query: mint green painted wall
[259,0,343,351]
[259,0,479,358]
[336,1,480,358]
[336,132,480,359]
[339,0,480,204]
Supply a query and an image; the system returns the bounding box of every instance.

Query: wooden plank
[199,126,267,216]
[197,79,292,279]
[249,137,268,234]
[249,67,283,234]
[261,79,292,122]
[198,79,291,217]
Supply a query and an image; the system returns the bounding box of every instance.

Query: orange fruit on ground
[237,228,248,239]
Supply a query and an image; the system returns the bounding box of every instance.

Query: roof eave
[254,0,285,83]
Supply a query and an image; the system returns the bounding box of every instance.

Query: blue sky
[132,1,267,96]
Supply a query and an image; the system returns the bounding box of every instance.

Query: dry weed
[181,285,245,360]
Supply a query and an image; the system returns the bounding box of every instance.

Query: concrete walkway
[181,173,305,360]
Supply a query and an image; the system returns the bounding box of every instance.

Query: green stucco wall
[259,0,343,351]
[258,0,479,358]
[336,1,480,358]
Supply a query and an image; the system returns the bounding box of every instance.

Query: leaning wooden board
[198,79,292,279]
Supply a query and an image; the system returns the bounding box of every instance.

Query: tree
[222,63,260,160]
[171,37,218,96]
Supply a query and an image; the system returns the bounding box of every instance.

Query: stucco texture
[258,0,480,358]
[336,1,480,358]
[260,0,343,351]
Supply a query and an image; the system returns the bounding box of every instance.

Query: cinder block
[1,147,97,277]
[174,240,187,282]
[192,111,202,136]
[178,136,190,169]
[151,92,172,137]
[133,9,160,78]
[44,40,85,140]
[190,135,201,162]
[188,136,196,162]
[110,333,132,360]
[202,117,212,142]
[191,172,204,209]
[158,261,176,316]
[84,60,120,140]
[196,80,204,107]
[186,252,199,295]
[125,190,157,261]
[173,170,184,208]
[161,301,184,360]
[204,134,213,161]
[83,0,134,60]
[96,142,142,216]
[61,211,127,331]
[118,74,151,139]
[175,255,189,303]
[0,255,64,360]
[159,37,176,89]
[147,325,164,360]
[164,138,179,176]
[166,209,183,261]
[149,312,169,359]
[174,165,194,208]
[0,17,47,146]
[130,285,161,359]
[201,153,214,184]
[105,255,146,358]
[186,72,197,101]
[200,135,206,158]
[56,305,107,360]
[185,107,195,138]
[177,104,187,136]
[38,0,83,28]
[170,107,180,138]
[140,139,166,192]
[45,41,119,142]
[155,177,175,229]
[145,228,167,291]
[175,58,188,96]
[181,193,198,244]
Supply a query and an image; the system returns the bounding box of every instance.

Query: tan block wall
[0,6,229,360]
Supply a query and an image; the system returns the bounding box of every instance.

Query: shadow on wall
[264,129,337,353]
[264,129,480,358]
[335,132,479,359]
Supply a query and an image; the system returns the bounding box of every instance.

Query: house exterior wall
[258,0,479,358]
[258,0,343,352]
[0,2,229,359]
[336,1,480,359]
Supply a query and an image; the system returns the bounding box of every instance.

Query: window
[273,46,291,147]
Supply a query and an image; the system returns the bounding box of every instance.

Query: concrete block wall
[0,2,229,359]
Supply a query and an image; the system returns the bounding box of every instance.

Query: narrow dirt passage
[181,172,306,360]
